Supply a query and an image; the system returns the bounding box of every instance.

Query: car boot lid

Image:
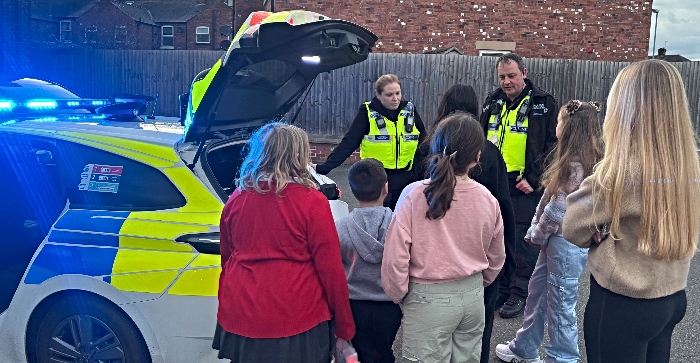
[183,10,377,143]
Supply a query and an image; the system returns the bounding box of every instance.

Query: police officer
[314,74,426,210]
[480,53,557,319]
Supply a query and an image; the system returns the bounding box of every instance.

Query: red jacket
[217,182,355,340]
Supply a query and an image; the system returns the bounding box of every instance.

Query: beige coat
[563,176,691,299]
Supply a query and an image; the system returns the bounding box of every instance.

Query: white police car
[0,10,376,363]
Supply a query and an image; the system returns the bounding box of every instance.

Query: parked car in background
[0,10,376,363]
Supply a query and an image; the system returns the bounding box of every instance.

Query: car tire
[34,294,151,363]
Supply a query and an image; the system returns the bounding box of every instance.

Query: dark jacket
[316,98,427,175]
[479,79,558,191]
[415,141,515,263]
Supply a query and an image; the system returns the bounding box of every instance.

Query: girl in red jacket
[213,122,354,363]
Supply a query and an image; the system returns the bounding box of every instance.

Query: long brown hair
[540,100,604,195]
[595,59,700,260]
[424,112,484,219]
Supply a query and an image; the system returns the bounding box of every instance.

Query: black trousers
[498,175,540,300]
[384,169,416,211]
[481,271,502,363]
[584,275,687,363]
[350,300,403,363]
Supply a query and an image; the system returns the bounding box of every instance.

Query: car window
[56,141,186,211]
[0,133,65,313]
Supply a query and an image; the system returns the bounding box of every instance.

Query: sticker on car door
[79,164,123,193]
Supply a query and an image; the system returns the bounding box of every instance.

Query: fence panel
[25,50,699,138]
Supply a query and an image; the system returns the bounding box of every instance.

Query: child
[214,123,354,363]
[336,158,402,363]
[495,100,604,363]
[382,112,505,363]
[564,60,700,363]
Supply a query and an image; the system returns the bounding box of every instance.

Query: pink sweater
[381,180,505,303]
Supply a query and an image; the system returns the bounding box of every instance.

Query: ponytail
[424,152,458,219]
[422,112,484,220]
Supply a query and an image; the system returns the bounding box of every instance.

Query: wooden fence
[26,50,700,139]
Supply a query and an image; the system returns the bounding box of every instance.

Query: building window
[115,26,127,44]
[60,20,72,41]
[196,26,210,44]
[475,41,516,57]
[478,50,510,57]
[161,26,174,48]
[85,26,98,44]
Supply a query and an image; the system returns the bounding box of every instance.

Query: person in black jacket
[314,74,426,210]
[415,83,515,363]
[480,53,558,319]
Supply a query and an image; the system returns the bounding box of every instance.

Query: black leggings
[584,275,686,363]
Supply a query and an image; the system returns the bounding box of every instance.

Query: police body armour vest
[360,102,420,170]
[487,94,531,173]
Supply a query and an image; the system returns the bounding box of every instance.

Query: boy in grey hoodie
[336,158,402,363]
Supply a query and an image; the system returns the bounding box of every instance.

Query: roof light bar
[26,100,58,109]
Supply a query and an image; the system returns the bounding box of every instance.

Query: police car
[0,10,376,363]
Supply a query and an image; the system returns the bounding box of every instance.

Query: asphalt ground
[327,164,699,363]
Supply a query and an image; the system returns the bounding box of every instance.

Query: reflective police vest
[360,102,420,170]
[487,92,532,174]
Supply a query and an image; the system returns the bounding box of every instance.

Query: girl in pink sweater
[382,112,505,363]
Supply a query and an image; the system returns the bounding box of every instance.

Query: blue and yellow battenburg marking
[17,130,224,296]
[25,209,222,296]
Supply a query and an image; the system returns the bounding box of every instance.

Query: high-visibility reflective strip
[58,132,175,168]
[163,167,224,213]
[111,270,180,294]
[167,268,221,296]
[111,249,195,274]
[24,244,117,284]
[129,211,222,225]
[53,210,129,233]
[191,60,222,113]
[63,133,180,163]
[189,254,221,267]
[118,236,193,252]
[119,218,209,240]
[49,230,120,247]
[364,135,392,142]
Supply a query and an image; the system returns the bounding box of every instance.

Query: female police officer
[314,74,426,210]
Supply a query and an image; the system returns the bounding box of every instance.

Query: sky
[648,0,700,60]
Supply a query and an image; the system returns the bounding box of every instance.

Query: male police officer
[480,53,557,318]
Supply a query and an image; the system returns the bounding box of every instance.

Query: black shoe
[499,297,525,318]
[495,293,509,311]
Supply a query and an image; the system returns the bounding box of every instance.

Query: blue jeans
[508,235,588,363]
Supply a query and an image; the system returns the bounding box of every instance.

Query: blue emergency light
[0,101,14,111]
[26,100,58,109]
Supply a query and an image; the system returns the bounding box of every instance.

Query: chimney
[658,47,667,59]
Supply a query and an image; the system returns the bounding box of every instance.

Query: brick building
[1,0,33,82]
[29,0,233,50]
[271,0,654,62]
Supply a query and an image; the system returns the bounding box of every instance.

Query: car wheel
[34,294,151,363]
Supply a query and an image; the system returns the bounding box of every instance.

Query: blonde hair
[540,100,604,196]
[595,59,700,260]
[374,74,400,95]
[237,122,316,195]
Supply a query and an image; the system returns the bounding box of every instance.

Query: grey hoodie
[335,206,394,301]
